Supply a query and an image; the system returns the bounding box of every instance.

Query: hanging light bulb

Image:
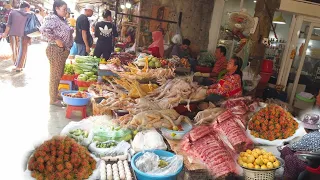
[125,2,132,9]
[120,4,125,9]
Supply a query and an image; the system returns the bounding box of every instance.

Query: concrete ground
[0,42,80,178]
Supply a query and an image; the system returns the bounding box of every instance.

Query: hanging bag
[0,38,12,61]
[24,13,41,37]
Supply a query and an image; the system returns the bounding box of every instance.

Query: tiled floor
[0,42,80,178]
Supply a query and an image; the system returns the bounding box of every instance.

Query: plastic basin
[160,122,192,140]
[61,91,91,106]
[131,150,183,180]
[261,59,273,73]
[260,72,272,84]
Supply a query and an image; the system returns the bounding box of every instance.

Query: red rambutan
[66,174,73,180]
[56,164,64,171]
[50,150,56,157]
[64,146,71,153]
[34,151,40,158]
[57,150,64,157]
[56,171,64,179]
[43,155,50,162]
[45,164,54,172]
[38,150,46,157]
[81,160,89,167]
[50,145,56,152]
[42,145,50,152]
[71,145,79,153]
[56,157,63,164]
[79,152,86,159]
[65,162,73,170]
[91,162,96,170]
[37,157,44,164]
[38,163,45,172]
[31,171,37,178]
[46,173,55,180]
[49,156,56,164]
[63,154,70,161]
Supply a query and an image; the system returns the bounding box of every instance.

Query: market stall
[22,24,320,178]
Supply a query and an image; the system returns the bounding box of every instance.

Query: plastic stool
[66,105,87,119]
[60,80,73,90]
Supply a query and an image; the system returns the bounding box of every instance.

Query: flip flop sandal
[50,100,66,107]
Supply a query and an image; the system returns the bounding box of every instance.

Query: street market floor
[0,42,79,178]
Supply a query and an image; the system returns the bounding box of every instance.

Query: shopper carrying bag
[0,38,12,61]
[24,13,41,37]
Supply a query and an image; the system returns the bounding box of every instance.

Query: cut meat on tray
[181,129,237,178]
[189,125,211,141]
[216,110,233,123]
[215,118,253,153]
[229,106,247,115]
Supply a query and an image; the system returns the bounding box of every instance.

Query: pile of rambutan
[28,136,96,180]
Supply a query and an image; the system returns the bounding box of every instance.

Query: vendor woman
[206,55,243,100]
[144,31,164,58]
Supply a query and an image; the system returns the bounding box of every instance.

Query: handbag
[24,13,41,37]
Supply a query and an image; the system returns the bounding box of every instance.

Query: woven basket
[243,168,275,180]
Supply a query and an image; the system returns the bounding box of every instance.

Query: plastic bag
[60,120,94,146]
[24,13,41,37]
[0,38,12,61]
[132,129,167,152]
[88,140,131,157]
[242,63,261,91]
[135,152,183,176]
[92,127,132,142]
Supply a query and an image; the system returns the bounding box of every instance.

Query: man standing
[170,38,191,58]
[194,46,228,85]
[74,4,94,55]
[93,10,118,59]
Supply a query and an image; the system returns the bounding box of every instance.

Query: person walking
[2,1,31,72]
[93,9,118,59]
[74,4,94,55]
[40,0,73,106]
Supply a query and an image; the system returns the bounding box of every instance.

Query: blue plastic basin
[131,150,183,180]
[61,91,91,106]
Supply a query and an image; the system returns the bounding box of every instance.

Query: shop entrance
[278,16,320,110]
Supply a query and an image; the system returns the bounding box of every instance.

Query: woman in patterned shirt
[40,0,73,106]
[206,55,243,98]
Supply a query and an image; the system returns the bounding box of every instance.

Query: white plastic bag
[0,38,12,61]
[135,152,183,176]
[88,140,131,157]
[132,129,167,152]
[242,63,261,91]
[60,120,94,146]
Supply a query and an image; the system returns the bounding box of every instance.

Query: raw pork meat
[229,106,247,115]
[181,131,237,178]
[216,110,233,123]
[189,126,211,141]
[214,118,253,152]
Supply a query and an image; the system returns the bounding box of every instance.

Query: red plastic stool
[66,105,87,119]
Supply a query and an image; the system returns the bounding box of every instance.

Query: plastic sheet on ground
[135,152,183,176]
[246,119,306,146]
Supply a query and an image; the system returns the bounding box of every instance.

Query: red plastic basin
[261,59,273,73]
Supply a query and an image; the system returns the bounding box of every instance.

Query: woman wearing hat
[279,113,320,180]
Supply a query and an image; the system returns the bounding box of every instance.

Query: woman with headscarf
[278,113,320,180]
[145,31,164,58]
